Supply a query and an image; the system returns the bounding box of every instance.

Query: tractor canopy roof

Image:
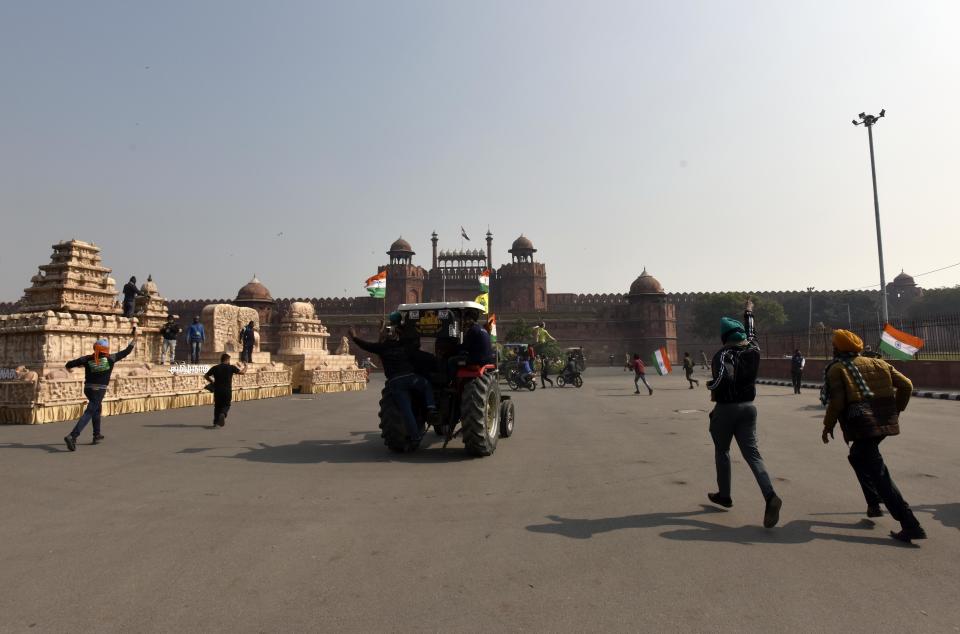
[396,301,487,339]
[397,301,486,312]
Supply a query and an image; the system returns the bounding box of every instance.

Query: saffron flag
[649,347,672,375]
[474,292,489,312]
[478,268,490,292]
[486,313,497,343]
[364,271,386,298]
[879,324,923,360]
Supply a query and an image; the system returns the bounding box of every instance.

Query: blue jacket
[187,323,205,342]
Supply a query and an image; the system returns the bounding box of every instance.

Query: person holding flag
[705,300,782,529]
[820,329,925,543]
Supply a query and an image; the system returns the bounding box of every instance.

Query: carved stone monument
[0,240,292,424]
[198,304,270,364]
[274,302,365,393]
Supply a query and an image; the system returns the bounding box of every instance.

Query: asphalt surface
[1,367,958,633]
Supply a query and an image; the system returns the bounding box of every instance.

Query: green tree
[503,318,535,343]
[907,286,960,317]
[692,293,786,340]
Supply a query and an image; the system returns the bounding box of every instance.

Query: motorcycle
[506,368,537,391]
[555,368,583,388]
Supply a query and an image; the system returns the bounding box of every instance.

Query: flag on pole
[879,324,924,360]
[649,347,672,375]
[461,226,470,241]
[364,271,387,298]
[486,313,497,343]
[478,268,490,292]
[474,292,489,312]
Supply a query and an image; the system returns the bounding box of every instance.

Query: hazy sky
[2,0,958,302]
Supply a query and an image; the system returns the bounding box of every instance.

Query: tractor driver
[446,308,495,381]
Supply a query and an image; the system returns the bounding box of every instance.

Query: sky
[1,0,958,302]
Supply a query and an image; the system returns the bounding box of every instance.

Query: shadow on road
[0,442,63,453]
[204,431,475,464]
[144,423,212,429]
[914,503,960,530]
[527,506,910,547]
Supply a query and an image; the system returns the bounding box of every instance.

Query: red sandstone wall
[760,358,960,391]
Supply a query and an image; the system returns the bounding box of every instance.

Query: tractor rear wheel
[499,398,515,438]
[461,373,500,456]
[378,388,422,453]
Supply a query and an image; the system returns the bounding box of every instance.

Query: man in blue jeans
[705,301,782,528]
[63,326,139,451]
[348,321,436,442]
[187,316,205,364]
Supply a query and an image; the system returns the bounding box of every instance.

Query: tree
[907,286,960,318]
[503,318,534,343]
[691,293,787,340]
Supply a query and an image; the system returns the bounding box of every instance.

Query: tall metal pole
[807,286,814,356]
[853,109,889,326]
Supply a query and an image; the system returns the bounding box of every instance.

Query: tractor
[376,301,515,456]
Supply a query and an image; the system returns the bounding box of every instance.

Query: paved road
[1,368,957,632]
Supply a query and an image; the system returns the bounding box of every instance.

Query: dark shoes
[867,505,883,518]
[648,388,654,395]
[64,435,77,452]
[764,493,782,528]
[92,434,104,445]
[634,390,641,394]
[890,526,927,544]
[708,493,733,508]
[214,414,226,427]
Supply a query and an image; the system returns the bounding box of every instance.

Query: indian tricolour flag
[487,313,497,343]
[478,268,490,292]
[650,347,672,375]
[879,324,924,360]
[364,271,386,298]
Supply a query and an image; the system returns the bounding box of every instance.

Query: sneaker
[867,505,883,518]
[708,493,733,508]
[634,390,640,394]
[92,434,104,445]
[648,388,653,396]
[764,493,782,528]
[64,435,77,452]
[890,526,927,543]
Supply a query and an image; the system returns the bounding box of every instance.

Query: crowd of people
[61,284,927,544]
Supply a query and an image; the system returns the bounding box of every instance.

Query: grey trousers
[709,402,775,500]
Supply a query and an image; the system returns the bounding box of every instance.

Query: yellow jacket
[823,355,912,437]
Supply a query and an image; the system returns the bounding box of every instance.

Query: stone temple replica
[0,240,364,424]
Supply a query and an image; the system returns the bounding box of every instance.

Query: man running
[682,352,699,389]
[631,353,653,395]
[204,353,247,427]
[63,326,139,451]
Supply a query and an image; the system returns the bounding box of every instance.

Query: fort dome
[629,269,665,295]
[510,235,535,253]
[892,270,915,285]
[388,237,414,255]
[236,275,274,302]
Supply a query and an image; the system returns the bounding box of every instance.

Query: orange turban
[832,329,863,353]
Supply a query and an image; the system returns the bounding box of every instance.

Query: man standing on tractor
[349,318,437,442]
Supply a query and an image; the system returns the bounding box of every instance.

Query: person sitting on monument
[349,319,437,442]
[63,325,139,451]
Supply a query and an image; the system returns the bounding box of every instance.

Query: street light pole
[853,109,889,325]
[807,286,815,356]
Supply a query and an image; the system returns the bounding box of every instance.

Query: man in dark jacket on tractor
[821,329,925,543]
[350,316,437,443]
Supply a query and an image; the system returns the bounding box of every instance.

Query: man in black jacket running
[63,326,139,451]
[705,301,782,528]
